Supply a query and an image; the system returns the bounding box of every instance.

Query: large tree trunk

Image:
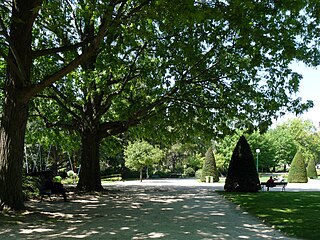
[0,0,39,210]
[0,100,29,210]
[77,128,103,191]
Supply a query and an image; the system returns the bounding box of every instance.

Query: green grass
[220,192,320,240]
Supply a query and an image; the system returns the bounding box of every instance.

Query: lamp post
[256,148,260,173]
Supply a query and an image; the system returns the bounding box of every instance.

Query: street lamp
[256,149,260,173]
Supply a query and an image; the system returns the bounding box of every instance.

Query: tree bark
[77,127,103,191]
[0,100,28,210]
[0,0,40,210]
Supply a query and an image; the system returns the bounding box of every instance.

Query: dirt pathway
[0,179,298,239]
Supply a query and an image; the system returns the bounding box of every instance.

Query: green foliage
[266,127,297,171]
[200,146,219,182]
[2,0,320,209]
[215,133,241,175]
[215,119,320,173]
[22,175,41,200]
[184,153,204,172]
[184,167,195,177]
[30,0,320,148]
[224,136,260,192]
[288,151,308,183]
[306,159,318,179]
[101,174,122,182]
[279,119,320,165]
[195,169,202,179]
[124,140,163,173]
[157,143,205,174]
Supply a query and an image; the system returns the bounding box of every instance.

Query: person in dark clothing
[41,175,67,202]
[266,176,276,191]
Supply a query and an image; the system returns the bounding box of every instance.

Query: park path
[0,179,303,240]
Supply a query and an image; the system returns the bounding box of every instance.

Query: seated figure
[41,174,67,202]
[265,176,276,191]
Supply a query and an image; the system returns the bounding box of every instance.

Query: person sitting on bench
[41,175,67,202]
[266,176,276,191]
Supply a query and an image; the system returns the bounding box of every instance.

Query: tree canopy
[1,0,320,210]
[124,140,163,181]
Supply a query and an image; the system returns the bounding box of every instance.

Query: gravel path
[0,179,307,239]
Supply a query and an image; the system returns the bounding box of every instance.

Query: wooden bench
[261,182,287,191]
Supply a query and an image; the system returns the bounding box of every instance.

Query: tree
[224,136,260,192]
[267,119,320,172]
[246,131,275,172]
[288,151,308,183]
[1,0,320,210]
[306,159,317,179]
[265,127,297,172]
[0,0,117,209]
[124,140,163,182]
[32,0,320,193]
[201,146,219,182]
[283,119,320,164]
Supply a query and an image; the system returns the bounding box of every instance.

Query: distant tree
[124,140,163,182]
[224,136,260,192]
[215,131,244,175]
[266,127,297,172]
[201,146,219,182]
[288,151,308,183]
[282,119,320,164]
[306,159,318,179]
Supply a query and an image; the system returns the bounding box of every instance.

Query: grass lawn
[219,191,320,240]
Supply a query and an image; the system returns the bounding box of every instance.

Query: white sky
[274,62,320,128]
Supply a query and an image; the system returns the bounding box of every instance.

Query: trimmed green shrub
[195,169,202,179]
[307,159,318,179]
[200,146,219,182]
[224,135,260,192]
[184,167,195,177]
[288,151,308,183]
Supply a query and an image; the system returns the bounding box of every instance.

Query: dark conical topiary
[288,151,308,183]
[200,146,219,182]
[224,135,260,192]
[307,159,318,179]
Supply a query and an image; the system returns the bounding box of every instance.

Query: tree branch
[35,92,82,122]
[23,2,118,100]
[33,107,78,131]
[31,41,86,58]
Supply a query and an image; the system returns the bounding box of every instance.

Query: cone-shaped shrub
[288,151,308,183]
[307,159,317,179]
[200,146,219,182]
[224,135,260,192]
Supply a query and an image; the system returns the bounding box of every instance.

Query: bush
[200,146,219,182]
[22,175,41,200]
[101,174,122,181]
[224,135,260,192]
[151,170,169,178]
[307,159,318,179]
[184,167,195,177]
[288,151,308,183]
[195,169,202,179]
[67,170,75,177]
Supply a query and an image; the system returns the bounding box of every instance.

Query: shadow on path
[0,182,296,239]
